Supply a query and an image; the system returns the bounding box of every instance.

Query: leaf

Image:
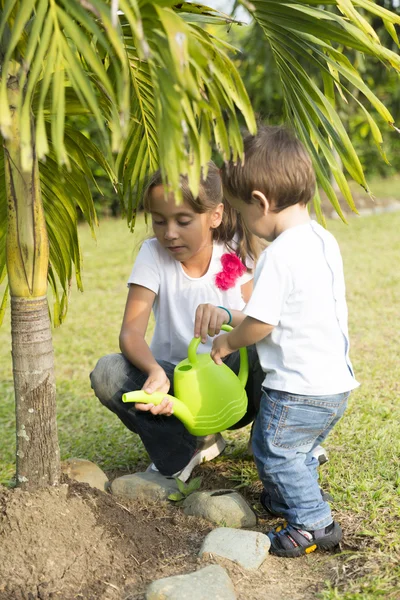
[0,284,9,327]
[176,478,187,494]
[0,0,19,41]
[312,188,327,228]
[168,492,184,502]
[0,0,36,138]
[186,476,202,493]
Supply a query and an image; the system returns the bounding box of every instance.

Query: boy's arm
[211,316,274,364]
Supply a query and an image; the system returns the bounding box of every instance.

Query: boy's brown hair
[221,125,316,212]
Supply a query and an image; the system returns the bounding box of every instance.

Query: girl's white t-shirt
[128,238,252,365]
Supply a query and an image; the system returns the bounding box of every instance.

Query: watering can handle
[187,324,249,387]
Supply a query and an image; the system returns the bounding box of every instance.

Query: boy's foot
[146,433,226,483]
[312,445,329,465]
[268,521,342,558]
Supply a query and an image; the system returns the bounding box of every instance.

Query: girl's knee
[90,353,130,404]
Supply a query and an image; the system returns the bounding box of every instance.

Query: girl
[90,162,264,481]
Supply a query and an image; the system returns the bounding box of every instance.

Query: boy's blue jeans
[252,388,349,531]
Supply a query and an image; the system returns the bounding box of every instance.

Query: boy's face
[225,191,277,242]
[148,185,222,261]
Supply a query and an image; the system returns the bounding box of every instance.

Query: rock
[61,458,108,492]
[183,490,256,528]
[199,528,270,570]
[146,565,236,600]
[111,471,179,501]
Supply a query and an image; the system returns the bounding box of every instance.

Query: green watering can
[122,325,248,435]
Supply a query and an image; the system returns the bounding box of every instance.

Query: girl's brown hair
[142,161,260,263]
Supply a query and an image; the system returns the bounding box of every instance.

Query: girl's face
[148,185,223,262]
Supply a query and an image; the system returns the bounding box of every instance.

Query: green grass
[1,211,400,598]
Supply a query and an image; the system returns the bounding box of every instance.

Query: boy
[211,126,359,557]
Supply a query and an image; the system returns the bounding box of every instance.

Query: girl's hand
[195,303,230,343]
[135,366,174,416]
[211,333,235,365]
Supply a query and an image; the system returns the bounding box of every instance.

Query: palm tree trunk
[4,76,60,489]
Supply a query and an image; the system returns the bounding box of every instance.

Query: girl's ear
[210,202,224,229]
[251,190,269,215]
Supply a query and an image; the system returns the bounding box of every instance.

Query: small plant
[168,476,202,503]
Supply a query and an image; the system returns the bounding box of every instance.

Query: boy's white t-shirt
[244,220,359,396]
[128,238,252,365]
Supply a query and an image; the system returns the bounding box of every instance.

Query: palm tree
[0,0,399,490]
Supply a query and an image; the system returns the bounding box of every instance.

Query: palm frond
[0,124,116,325]
[115,59,158,226]
[118,3,256,205]
[1,1,256,205]
[249,0,400,215]
[0,0,134,169]
[39,126,119,324]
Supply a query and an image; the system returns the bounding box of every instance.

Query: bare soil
[0,472,348,600]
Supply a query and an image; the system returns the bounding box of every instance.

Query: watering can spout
[122,391,193,424]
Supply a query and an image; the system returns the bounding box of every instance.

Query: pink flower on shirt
[215,252,247,290]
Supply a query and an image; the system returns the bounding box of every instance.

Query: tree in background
[0,0,399,490]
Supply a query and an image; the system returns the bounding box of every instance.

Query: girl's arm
[120,285,173,415]
[119,284,158,373]
[194,279,254,342]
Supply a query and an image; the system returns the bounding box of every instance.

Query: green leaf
[312,188,327,228]
[186,476,202,493]
[0,284,9,327]
[176,478,187,494]
[168,492,184,502]
[51,48,68,168]
[0,0,18,41]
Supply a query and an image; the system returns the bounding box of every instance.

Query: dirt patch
[0,477,340,600]
[0,480,210,600]
[0,483,126,600]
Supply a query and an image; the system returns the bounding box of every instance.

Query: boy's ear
[251,190,269,215]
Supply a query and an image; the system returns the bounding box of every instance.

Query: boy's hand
[135,366,174,416]
[211,333,235,365]
[195,303,230,343]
